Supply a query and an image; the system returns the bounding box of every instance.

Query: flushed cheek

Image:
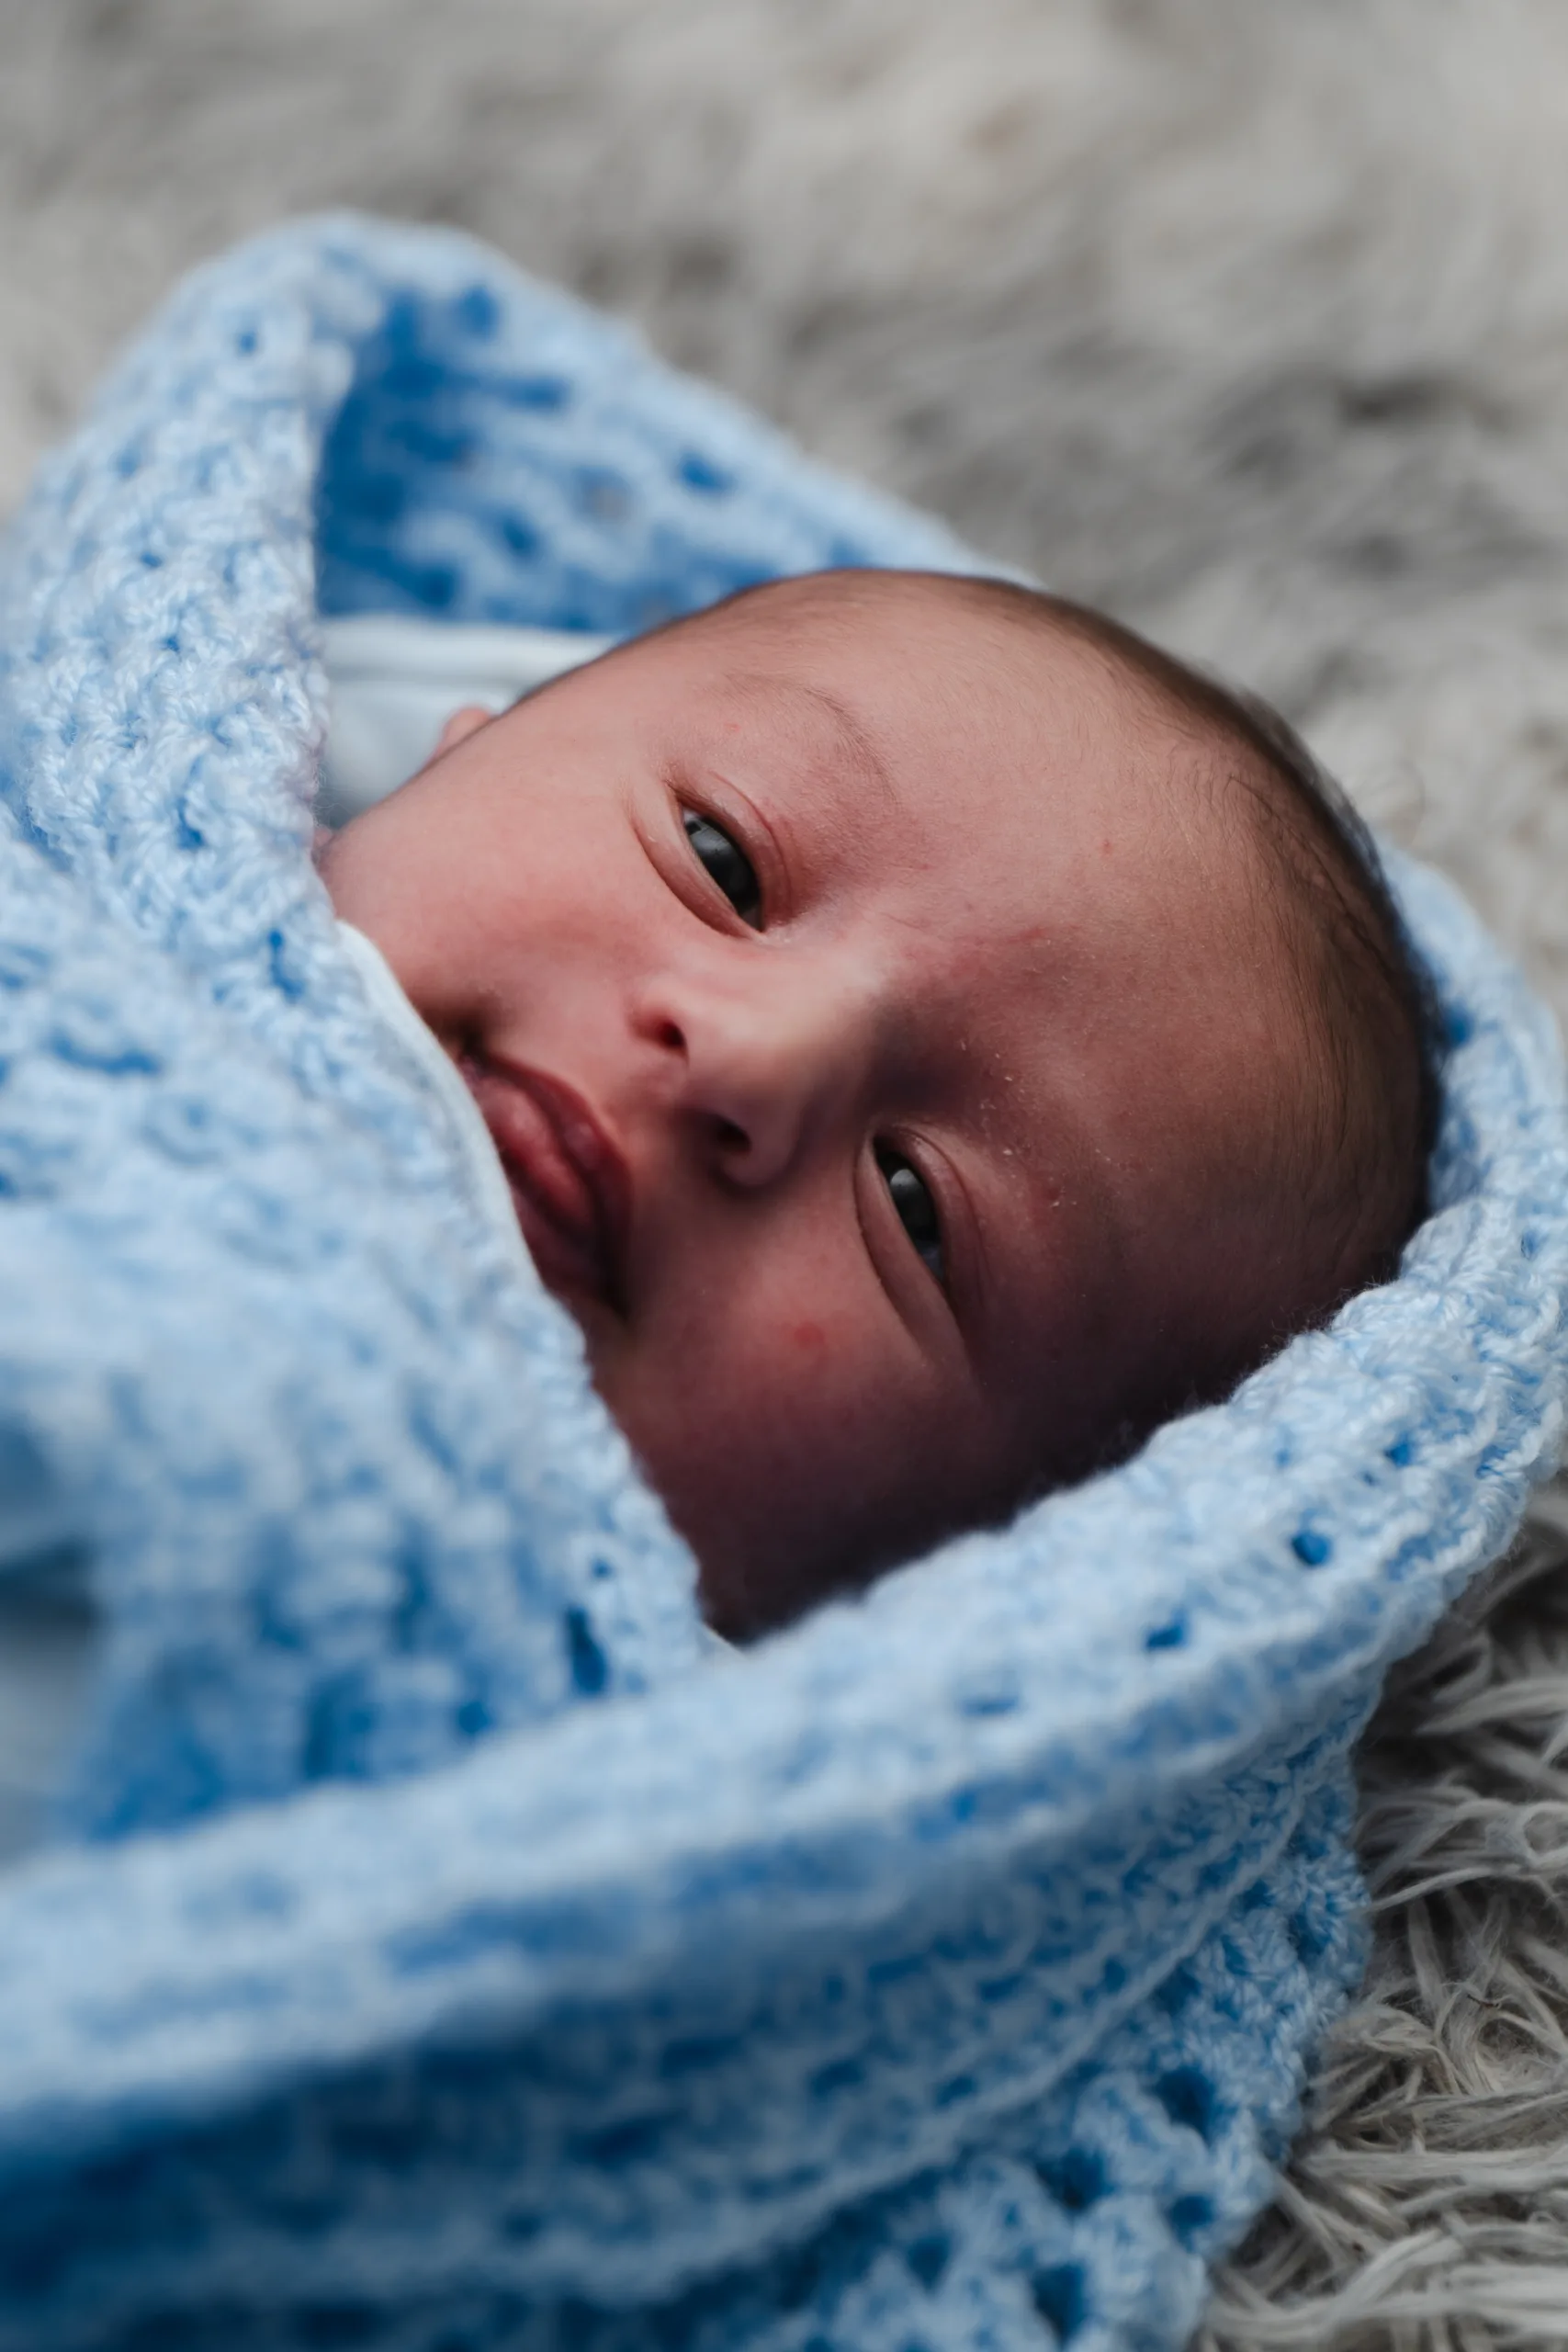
[605,1279,887,1453]
[567,1198,958,1611]
[593,1272,945,1575]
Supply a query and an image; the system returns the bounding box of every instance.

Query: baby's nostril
[653,1017,684,1055]
[715,1117,749,1154]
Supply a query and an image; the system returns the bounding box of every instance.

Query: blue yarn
[0,214,1563,2352]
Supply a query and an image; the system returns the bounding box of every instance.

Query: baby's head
[320,571,1438,1636]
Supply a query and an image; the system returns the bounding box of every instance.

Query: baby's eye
[875,1143,945,1285]
[682,809,761,928]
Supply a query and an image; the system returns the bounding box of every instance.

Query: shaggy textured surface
[6,6,1568,2344]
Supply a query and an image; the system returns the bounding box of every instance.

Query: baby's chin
[631,1428,982,1642]
[589,1395,840,1637]
[685,1520,866,1644]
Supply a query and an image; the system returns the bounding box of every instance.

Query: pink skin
[318,572,1305,1636]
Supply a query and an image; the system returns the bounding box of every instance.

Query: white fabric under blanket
[319,613,611,823]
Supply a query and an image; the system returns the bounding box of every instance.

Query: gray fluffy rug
[6,4,1568,2342]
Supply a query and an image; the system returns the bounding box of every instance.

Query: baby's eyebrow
[719,673,897,808]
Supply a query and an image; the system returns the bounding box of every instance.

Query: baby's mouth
[457,1051,631,1316]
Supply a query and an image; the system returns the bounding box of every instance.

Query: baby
[319,569,1438,1640]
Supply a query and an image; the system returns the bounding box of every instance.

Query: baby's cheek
[600,1309,873,1547]
[708,1303,885,1464]
[587,1231,970,1631]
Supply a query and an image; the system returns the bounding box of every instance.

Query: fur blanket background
[5,4,1568,2343]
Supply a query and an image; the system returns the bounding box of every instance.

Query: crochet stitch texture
[0,215,1563,2352]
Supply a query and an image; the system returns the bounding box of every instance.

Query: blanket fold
[0,214,1562,2352]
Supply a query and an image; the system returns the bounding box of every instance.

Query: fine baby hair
[0,216,1563,2352]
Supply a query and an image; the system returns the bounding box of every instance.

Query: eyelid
[861,1134,976,1351]
[876,1143,946,1289]
[665,767,789,932]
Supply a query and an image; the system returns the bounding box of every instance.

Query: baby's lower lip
[459,1059,621,1311]
[507,1182,615,1312]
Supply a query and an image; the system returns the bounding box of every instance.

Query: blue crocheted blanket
[0,215,1564,2352]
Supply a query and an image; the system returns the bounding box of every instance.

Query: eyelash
[682,808,762,929]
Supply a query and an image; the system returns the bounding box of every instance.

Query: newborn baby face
[320,572,1303,1635]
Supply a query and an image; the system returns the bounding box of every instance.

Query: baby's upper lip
[458,1050,632,1313]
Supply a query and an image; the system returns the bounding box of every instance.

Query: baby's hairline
[972,578,1442,1448]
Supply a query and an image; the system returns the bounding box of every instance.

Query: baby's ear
[432,704,495,759]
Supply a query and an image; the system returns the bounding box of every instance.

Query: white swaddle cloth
[318,612,612,825]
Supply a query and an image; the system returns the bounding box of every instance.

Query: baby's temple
[0,211,1564,2352]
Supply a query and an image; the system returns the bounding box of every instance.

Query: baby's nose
[642,966,862,1188]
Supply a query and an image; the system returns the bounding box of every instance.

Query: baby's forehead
[642,573,1277,961]
[685,571,1235,780]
